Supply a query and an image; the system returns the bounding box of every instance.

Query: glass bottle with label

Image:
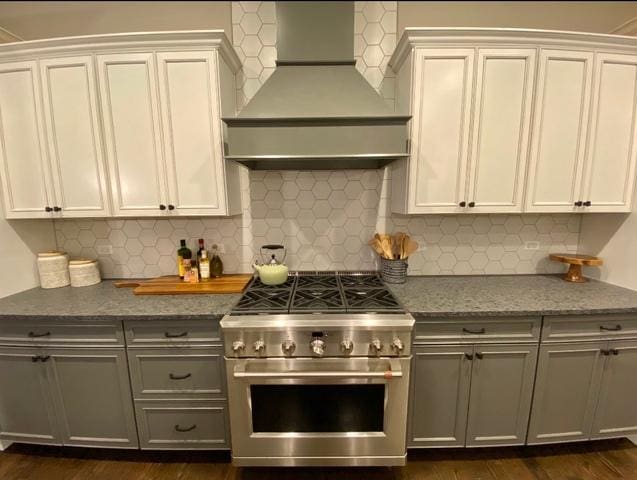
[199,250,211,280]
[177,240,191,279]
[210,244,223,278]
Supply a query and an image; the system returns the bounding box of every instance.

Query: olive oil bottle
[210,244,223,278]
[177,239,192,279]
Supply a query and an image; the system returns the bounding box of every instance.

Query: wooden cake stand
[549,254,603,283]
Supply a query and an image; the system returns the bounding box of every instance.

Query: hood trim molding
[222,115,411,127]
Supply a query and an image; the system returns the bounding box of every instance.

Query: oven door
[225,356,411,466]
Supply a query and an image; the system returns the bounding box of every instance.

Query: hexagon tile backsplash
[54,168,580,279]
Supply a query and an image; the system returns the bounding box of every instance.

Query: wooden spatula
[393,232,407,259]
[369,238,385,258]
[403,238,419,258]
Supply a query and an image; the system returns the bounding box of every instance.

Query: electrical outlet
[96,244,113,255]
[524,241,540,250]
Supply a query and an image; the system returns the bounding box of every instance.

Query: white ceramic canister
[68,259,101,287]
[37,251,70,289]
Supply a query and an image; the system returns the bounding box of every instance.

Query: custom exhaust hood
[222,1,410,170]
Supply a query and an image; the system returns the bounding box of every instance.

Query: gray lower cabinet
[465,344,538,447]
[47,348,138,448]
[0,348,61,445]
[527,342,607,444]
[410,344,538,448]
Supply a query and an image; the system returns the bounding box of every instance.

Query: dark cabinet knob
[159,204,167,210]
[468,202,476,208]
[53,206,61,212]
[44,206,53,212]
[464,353,474,360]
[475,352,484,360]
[459,201,466,207]
[583,201,592,207]
[168,204,175,210]
[611,349,620,356]
[574,201,583,207]
[601,349,610,356]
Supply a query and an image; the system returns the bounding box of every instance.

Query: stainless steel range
[220,271,414,467]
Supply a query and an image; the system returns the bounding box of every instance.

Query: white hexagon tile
[54,166,580,278]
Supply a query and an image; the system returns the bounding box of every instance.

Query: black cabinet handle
[44,206,53,212]
[164,331,188,338]
[464,353,474,360]
[159,204,167,210]
[611,349,620,356]
[459,201,466,207]
[28,331,51,338]
[168,204,175,210]
[53,206,62,212]
[475,352,484,360]
[468,202,476,208]
[40,355,50,362]
[574,201,583,207]
[174,424,196,432]
[600,325,622,331]
[462,327,486,335]
[601,349,610,356]
[32,355,40,362]
[583,201,592,207]
[169,373,192,380]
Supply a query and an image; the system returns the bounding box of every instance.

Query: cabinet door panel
[0,348,60,444]
[527,342,605,444]
[466,345,538,446]
[0,61,53,218]
[157,51,227,215]
[48,349,138,448]
[409,345,472,447]
[409,49,474,213]
[526,50,593,212]
[468,49,536,213]
[582,53,637,212]
[97,53,167,216]
[40,56,110,216]
[591,340,637,439]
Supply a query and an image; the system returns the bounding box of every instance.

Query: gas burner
[291,289,345,312]
[250,276,297,290]
[343,288,402,312]
[296,275,339,290]
[233,289,292,313]
[339,274,385,289]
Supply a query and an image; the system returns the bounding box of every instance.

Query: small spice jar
[37,251,70,289]
[68,259,101,287]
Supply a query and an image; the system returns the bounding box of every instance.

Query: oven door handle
[233,359,403,379]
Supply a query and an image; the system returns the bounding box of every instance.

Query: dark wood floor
[1,439,637,479]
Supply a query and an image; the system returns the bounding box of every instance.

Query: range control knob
[370,338,383,354]
[340,339,354,355]
[282,339,296,355]
[232,340,245,354]
[310,338,326,357]
[253,340,265,353]
[391,338,404,354]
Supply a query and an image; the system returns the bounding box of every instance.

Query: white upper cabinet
[407,48,475,214]
[156,51,228,216]
[97,53,168,217]
[580,53,637,212]
[525,50,594,213]
[467,49,536,213]
[39,56,110,217]
[0,61,54,218]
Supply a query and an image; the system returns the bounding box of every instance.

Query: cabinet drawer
[542,315,637,342]
[414,316,541,344]
[135,400,228,449]
[128,347,225,400]
[124,319,221,347]
[0,319,124,347]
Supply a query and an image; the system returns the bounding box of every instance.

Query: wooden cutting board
[115,274,253,295]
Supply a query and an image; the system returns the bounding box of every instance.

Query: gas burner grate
[291,289,346,312]
[250,276,297,290]
[296,275,339,290]
[339,274,385,289]
[343,288,403,313]
[232,289,292,313]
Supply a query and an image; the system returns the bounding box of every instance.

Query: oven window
[250,385,385,433]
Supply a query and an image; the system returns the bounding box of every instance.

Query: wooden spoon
[369,238,385,258]
[393,232,407,259]
[403,238,419,258]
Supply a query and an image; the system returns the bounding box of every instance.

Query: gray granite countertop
[389,275,637,317]
[1,275,637,321]
[0,280,240,320]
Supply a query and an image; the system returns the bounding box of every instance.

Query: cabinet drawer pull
[464,353,474,360]
[174,424,196,432]
[600,325,622,331]
[475,352,484,360]
[164,331,188,338]
[28,331,51,338]
[462,328,486,335]
[169,373,192,380]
